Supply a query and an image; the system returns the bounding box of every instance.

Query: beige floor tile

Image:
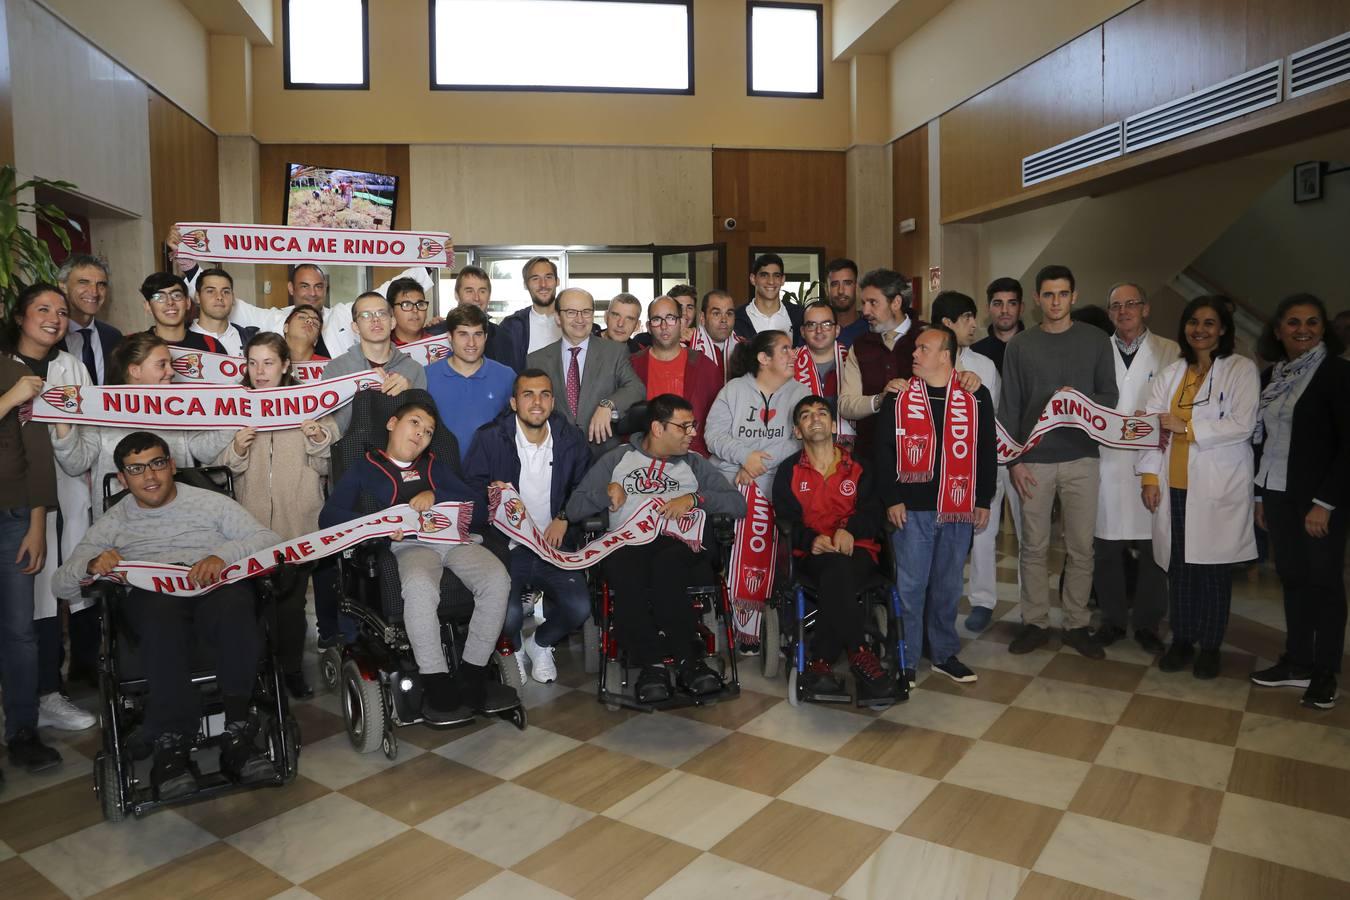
[1227,748,1350,819]
[396,717,493,751]
[1117,695,1243,746]
[89,842,290,900]
[1038,654,1148,694]
[922,665,1034,705]
[712,799,889,894]
[1068,766,1223,843]
[0,840,12,863]
[512,744,668,812]
[416,783,592,869]
[603,771,773,850]
[1099,639,1164,668]
[176,776,332,839]
[302,829,499,899]
[514,816,701,900]
[1034,812,1211,900]
[666,688,784,730]
[515,680,576,710]
[433,719,581,780]
[955,639,1057,677]
[23,810,217,899]
[982,708,1114,762]
[1015,872,1131,899]
[737,696,875,754]
[899,783,1063,869]
[0,857,67,900]
[1011,677,1132,725]
[341,753,502,825]
[1245,686,1350,730]
[591,709,730,767]
[945,742,1093,810]
[457,871,569,900]
[1093,726,1235,791]
[1237,712,1350,771]
[297,730,427,791]
[524,690,636,741]
[1213,793,1350,883]
[0,776,106,854]
[839,833,1027,900]
[1200,847,1350,900]
[647,852,828,899]
[879,686,1009,738]
[779,755,939,830]
[680,732,827,796]
[836,719,975,779]
[225,793,407,885]
[1134,666,1252,711]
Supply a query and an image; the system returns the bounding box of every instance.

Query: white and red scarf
[792,344,854,440]
[895,375,978,524]
[489,485,704,570]
[727,481,777,643]
[995,387,1166,464]
[691,326,743,383]
[84,501,473,598]
[169,346,329,385]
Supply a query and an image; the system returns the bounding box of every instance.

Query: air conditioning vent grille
[1021,122,1123,188]
[1123,61,1283,153]
[1288,30,1350,99]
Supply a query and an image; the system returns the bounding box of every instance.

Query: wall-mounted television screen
[284,163,399,231]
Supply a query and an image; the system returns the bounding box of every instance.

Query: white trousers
[966,467,1022,610]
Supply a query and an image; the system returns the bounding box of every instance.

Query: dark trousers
[313,558,355,644]
[800,549,872,663]
[128,583,259,739]
[37,606,101,694]
[504,546,590,650]
[1167,488,1233,651]
[1093,538,1167,632]
[273,565,313,675]
[603,537,700,667]
[1264,489,1348,674]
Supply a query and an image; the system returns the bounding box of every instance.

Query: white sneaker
[523,634,557,684]
[38,693,96,731]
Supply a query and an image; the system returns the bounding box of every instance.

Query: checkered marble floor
[3,547,1349,899]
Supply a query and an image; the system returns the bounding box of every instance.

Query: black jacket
[1255,355,1350,513]
[733,300,805,347]
[874,382,997,512]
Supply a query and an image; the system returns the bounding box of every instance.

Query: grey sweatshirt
[704,373,809,495]
[322,343,428,433]
[997,322,1119,464]
[53,483,281,600]
[566,438,746,529]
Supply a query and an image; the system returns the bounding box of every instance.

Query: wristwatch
[554,509,569,523]
[599,398,619,420]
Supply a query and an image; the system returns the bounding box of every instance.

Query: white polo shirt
[516,419,555,531]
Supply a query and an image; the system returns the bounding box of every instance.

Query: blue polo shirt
[426,357,516,459]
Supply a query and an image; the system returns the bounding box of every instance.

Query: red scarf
[727,481,777,642]
[792,344,854,440]
[895,374,977,523]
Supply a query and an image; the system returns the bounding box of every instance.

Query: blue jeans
[504,546,590,650]
[891,511,972,666]
[0,507,39,739]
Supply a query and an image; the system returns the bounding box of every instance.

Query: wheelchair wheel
[760,607,781,680]
[787,667,800,707]
[320,646,342,692]
[341,659,387,755]
[95,752,126,823]
[501,705,528,731]
[583,618,601,674]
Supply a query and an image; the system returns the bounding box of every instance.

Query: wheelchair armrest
[80,579,122,606]
[709,513,736,548]
[581,516,607,539]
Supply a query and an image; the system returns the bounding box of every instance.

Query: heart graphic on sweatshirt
[760,408,777,425]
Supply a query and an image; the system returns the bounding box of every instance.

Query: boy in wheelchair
[320,399,517,725]
[772,395,894,704]
[565,393,746,704]
[53,432,283,800]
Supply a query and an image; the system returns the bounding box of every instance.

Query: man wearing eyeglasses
[388,277,434,346]
[630,296,722,456]
[139,273,222,354]
[527,288,644,456]
[1091,282,1180,655]
[322,291,427,433]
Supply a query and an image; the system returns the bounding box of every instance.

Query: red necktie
[567,346,581,418]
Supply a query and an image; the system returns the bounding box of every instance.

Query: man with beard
[825,258,866,348]
[500,256,566,371]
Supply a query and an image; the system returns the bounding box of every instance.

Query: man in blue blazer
[57,255,122,385]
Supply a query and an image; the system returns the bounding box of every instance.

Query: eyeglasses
[649,314,680,327]
[1108,300,1145,312]
[1178,374,1213,409]
[801,321,837,331]
[150,290,187,305]
[355,309,391,321]
[397,300,430,312]
[660,419,697,434]
[121,455,171,476]
[559,308,593,320]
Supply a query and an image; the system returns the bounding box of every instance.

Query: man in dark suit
[527,288,644,456]
[57,254,122,385]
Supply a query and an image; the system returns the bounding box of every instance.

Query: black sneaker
[677,659,722,696]
[458,662,519,714]
[933,657,978,683]
[1062,627,1106,660]
[285,671,314,700]
[1008,624,1049,655]
[801,658,845,695]
[1134,629,1166,655]
[151,732,197,800]
[1193,648,1221,680]
[1302,673,1338,710]
[1250,658,1312,689]
[219,720,275,784]
[849,646,893,704]
[635,665,672,703]
[1158,642,1195,673]
[737,641,761,657]
[1091,624,1127,647]
[5,726,62,773]
[316,634,343,650]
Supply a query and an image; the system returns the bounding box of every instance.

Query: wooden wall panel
[1243,0,1350,69]
[148,93,218,254]
[711,149,847,299]
[891,125,928,280]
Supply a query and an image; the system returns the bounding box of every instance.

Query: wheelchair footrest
[801,688,853,704]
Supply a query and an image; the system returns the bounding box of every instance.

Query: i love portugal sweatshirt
[704,373,809,496]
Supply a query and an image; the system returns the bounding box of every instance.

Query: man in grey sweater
[323,290,428,433]
[55,432,283,801]
[999,265,1118,658]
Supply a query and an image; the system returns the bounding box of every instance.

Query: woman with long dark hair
[1137,296,1260,679]
[1249,294,1350,709]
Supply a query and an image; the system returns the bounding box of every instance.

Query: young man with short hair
[426,304,515,456]
[58,254,121,385]
[630,296,722,456]
[734,253,804,345]
[824,258,866,348]
[972,277,1025,374]
[189,268,256,357]
[322,291,427,433]
[453,265,514,367]
[388,276,432,346]
[139,272,220,353]
[668,283,699,345]
[499,256,564,371]
[693,288,740,382]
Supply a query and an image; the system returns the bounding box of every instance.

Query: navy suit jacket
[58,318,123,384]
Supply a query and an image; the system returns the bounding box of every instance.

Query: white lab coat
[1095,332,1181,540]
[1136,354,1260,569]
[33,350,94,618]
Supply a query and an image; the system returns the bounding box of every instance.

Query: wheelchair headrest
[102,466,235,512]
[613,401,649,437]
[331,388,462,484]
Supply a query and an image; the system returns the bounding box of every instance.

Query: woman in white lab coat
[1137,296,1259,679]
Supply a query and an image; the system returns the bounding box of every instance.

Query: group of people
[1,243,1345,801]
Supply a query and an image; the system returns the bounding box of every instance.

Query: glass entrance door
[656,244,726,300]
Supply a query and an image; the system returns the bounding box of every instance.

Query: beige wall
[250,0,852,149]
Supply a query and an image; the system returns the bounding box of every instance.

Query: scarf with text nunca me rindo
[895,374,977,524]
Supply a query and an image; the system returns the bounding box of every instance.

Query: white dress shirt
[191,321,244,357]
[515,420,555,531]
[560,336,590,382]
[745,300,793,335]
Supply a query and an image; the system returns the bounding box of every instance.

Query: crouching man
[53,433,283,800]
[565,394,746,703]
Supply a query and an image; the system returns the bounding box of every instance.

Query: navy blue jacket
[498,306,600,373]
[320,448,483,529]
[462,410,591,521]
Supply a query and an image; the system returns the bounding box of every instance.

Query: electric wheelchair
[318,389,525,761]
[88,467,300,821]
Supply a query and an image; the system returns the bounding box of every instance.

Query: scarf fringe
[896,472,933,483]
[936,512,977,526]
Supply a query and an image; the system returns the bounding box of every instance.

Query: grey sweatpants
[392,540,509,673]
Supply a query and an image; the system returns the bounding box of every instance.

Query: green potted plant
[0,164,78,317]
